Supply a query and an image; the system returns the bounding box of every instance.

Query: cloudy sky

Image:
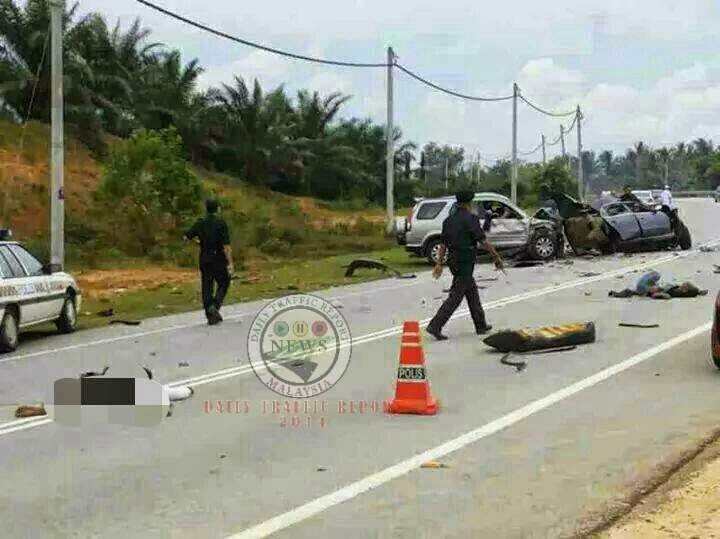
[77,0,720,162]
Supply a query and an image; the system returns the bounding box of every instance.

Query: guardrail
[673,191,716,198]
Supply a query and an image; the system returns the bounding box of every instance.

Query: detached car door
[602,203,642,241]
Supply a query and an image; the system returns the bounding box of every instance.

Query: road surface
[0,199,719,538]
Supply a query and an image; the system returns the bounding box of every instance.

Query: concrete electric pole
[385,47,395,234]
[576,106,584,201]
[541,134,546,165]
[50,0,65,271]
[511,83,519,204]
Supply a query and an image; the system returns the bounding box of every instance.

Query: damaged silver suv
[397,193,561,265]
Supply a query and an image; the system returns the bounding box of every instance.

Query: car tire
[56,296,77,334]
[425,238,448,265]
[0,308,19,353]
[527,229,556,260]
[677,223,692,250]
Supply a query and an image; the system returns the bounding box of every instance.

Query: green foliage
[530,162,577,204]
[98,127,202,254]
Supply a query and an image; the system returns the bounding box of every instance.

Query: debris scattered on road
[316,467,328,472]
[559,260,574,266]
[150,352,156,356]
[499,346,578,372]
[579,272,602,278]
[109,319,142,326]
[178,362,190,368]
[500,353,527,372]
[219,453,227,459]
[713,264,720,274]
[512,260,545,268]
[700,246,716,252]
[619,322,660,328]
[584,291,592,296]
[421,461,449,469]
[98,308,114,317]
[476,277,500,282]
[343,259,405,278]
[330,299,344,309]
[484,322,596,353]
[14,403,46,418]
[80,366,110,377]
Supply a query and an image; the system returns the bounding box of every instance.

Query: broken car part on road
[483,322,596,353]
[343,259,416,279]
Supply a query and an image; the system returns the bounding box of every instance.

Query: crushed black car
[548,192,692,254]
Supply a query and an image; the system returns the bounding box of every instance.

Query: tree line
[2,1,718,210]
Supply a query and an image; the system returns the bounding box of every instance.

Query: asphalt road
[0,199,719,538]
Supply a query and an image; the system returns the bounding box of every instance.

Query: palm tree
[598,150,613,176]
[294,90,351,139]
[210,76,294,184]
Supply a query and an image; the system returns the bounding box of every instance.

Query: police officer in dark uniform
[426,190,505,341]
[183,199,234,325]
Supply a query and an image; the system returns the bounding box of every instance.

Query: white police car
[0,229,81,352]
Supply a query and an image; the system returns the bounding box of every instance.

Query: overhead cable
[134,0,388,67]
[518,142,544,156]
[518,94,576,118]
[394,64,514,102]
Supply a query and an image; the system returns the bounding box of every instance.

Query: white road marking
[227,321,713,539]
[0,240,716,437]
[0,280,423,366]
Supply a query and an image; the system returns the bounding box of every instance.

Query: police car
[0,229,81,352]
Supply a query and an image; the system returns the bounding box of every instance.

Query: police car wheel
[0,309,19,352]
[56,297,77,334]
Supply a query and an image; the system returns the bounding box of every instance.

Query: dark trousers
[200,260,230,315]
[428,272,487,334]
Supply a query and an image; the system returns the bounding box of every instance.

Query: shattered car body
[401,193,562,264]
[550,192,692,254]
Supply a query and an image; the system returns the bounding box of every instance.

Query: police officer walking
[184,199,234,325]
[426,190,505,341]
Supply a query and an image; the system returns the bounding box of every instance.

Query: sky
[76,0,720,163]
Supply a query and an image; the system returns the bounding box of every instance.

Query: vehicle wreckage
[547,192,692,254]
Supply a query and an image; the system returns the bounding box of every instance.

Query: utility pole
[511,83,519,204]
[50,0,64,271]
[444,157,449,191]
[560,124,567,168]
[576,106,584,201]
[541,135,546,165]
[385,46,395,234]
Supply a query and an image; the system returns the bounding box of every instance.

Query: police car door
[8,244,59,321]
[0,245,48,325]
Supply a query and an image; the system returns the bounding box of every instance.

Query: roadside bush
[97,127,203,255]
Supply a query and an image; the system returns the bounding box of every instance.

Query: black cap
[455,190,474,203]
[205,199,219,213]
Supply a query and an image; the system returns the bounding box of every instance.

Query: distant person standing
[660,185,678,228]
[426,190,504,341]
[184,199,234,325]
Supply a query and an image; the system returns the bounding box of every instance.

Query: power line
[518,93,576,118]
[394,64,514,102]
[518,141,544,156]
[134,0,388,67]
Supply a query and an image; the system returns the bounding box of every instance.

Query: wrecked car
[550,192,692,254]
[400,193,561,264]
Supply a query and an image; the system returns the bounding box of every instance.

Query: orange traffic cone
[387,321,439,415]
